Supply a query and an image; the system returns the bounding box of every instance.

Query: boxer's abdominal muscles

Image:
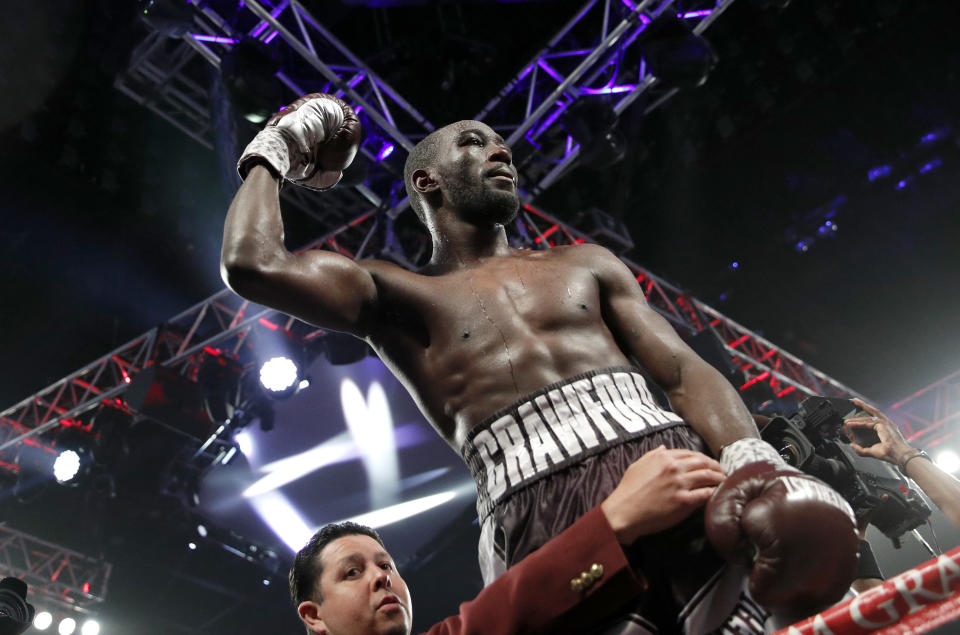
[465,270,521,395]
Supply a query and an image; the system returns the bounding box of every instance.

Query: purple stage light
[580,84,637,95]
[263,30,279,44]
[192,34,236,45]
[919,158,942,174]
[250,1,287,39]
[680,9,713,18]
[347,73,366,89]
[795,240,810,253]
[895,179,909,190]
[190,34,239,44]
[537,60,566,84]
[377,142,395,161]
[867,165,892,182]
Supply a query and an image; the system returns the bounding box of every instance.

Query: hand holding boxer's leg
[601,445,725,544]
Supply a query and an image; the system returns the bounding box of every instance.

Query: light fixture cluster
[32,611,100,635]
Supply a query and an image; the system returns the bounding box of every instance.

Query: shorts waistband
[460,366,685,520]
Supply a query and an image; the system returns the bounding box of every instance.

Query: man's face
[310,535,412,635]
[434,121,519,226]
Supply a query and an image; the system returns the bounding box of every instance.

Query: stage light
[346,491,459,529]
[220,445,238,465]
[235,430,254,456]
[81,620,100,635]
[377,141,395,160]
[259,357,300,393]
[197,524,208,538]
[262,579,271,586]
[342,379,399,507]
[247,490,314,551]
[935,450,959,474]
[188,542,197,551]
[637,15,718,88]
[59,617,76,635]
[298,378,311,390]
[560,100,626,170]
[53,450,81,483]
[34,611,53,630]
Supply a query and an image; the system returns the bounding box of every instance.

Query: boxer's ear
[298,600,326,634]
[411,168,440,194]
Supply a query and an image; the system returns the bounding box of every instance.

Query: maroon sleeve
[420,506,647,635]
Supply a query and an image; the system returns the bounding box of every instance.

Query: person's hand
[600,445,724,544]
[844,398,914,467]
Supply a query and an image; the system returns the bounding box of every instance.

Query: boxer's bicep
[225,247,381,337]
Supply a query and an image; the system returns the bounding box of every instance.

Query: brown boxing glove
[238,93,362,191]
[706,438,859,619]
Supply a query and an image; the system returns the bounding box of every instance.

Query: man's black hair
[288,521,385,606]
[403,128,446,225]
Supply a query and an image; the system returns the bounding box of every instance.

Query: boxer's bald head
[404,120,518,228]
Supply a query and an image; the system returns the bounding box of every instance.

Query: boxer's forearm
[221,164,290,291]
[666,359,759,456]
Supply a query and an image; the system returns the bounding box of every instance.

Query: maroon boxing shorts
[460,367,773,633]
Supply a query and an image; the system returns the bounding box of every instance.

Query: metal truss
[474,0,736,199]
[888,369,960,448]
[0,202,865,475]
[116,0,435,227]
[0,524,111,614]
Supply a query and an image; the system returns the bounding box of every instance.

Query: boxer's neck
[427,211,512,270]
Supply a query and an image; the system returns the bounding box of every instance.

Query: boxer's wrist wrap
[238,127,292,181]
[720,437,787,474]
[855,539,884,581]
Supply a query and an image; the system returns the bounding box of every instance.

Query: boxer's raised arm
[588,245,758,454]
[220,164,379,335]
[221,94,381,336]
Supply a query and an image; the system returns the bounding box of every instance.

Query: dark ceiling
[3,0,958,415]
[1,1,959,631]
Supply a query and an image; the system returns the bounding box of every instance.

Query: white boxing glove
[238,93,362,191]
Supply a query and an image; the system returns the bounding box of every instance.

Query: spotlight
[254,322,306,398]
[34,611,53,630]
[188,542,197,551]
[377,141,395,160]
[53,450,81,483]
[51,427,96,486]
[81,620,100,635]
[935,450,959,474]
[197,524,208,538]
[638,15,718,88]
[259,357,300,393]
[235,430,254,456]
[58,617,76,635]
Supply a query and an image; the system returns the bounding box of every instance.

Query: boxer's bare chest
[365,248,630,440]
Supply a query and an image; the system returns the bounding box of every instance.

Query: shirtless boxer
[221,94,858,633]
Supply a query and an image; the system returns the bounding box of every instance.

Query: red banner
[776,546,960,635]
